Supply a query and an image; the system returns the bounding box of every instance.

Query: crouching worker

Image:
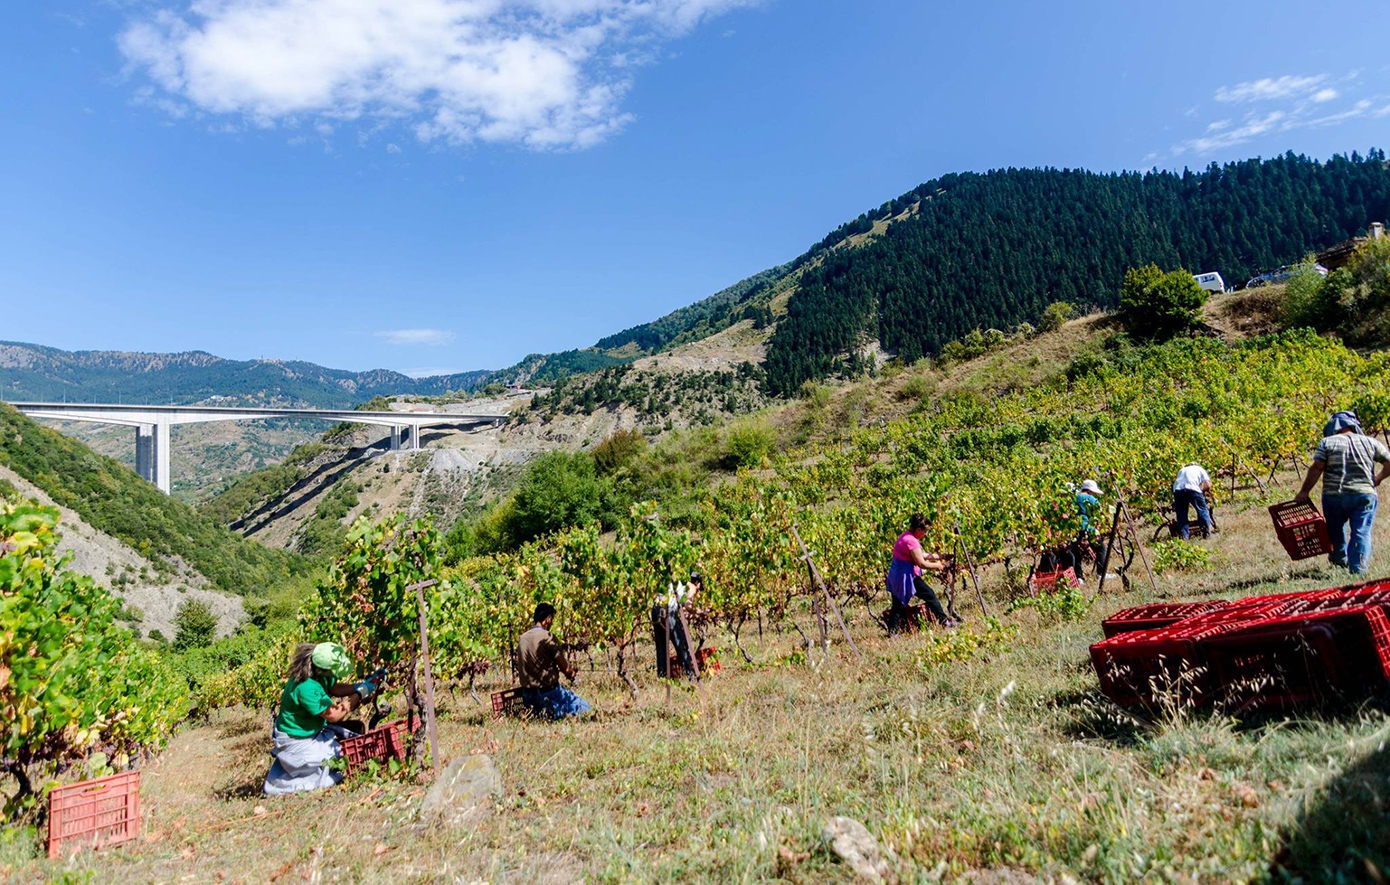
[263,642,379,796]
[886,513,954,632]
[519,603,592,720]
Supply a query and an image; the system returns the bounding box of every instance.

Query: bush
[1039,301,1075,332]
[1153,539,1213,574]
[505,452,604,545]
[1279,260,1330,329]
[173,599,218,650]
[592,429,647,476]
[1119,264,1208,339]
[721,421,775,470]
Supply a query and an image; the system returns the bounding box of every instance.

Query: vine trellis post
[790,523,863,664]
[952,521,989,619]
[407,578,441,780]
[1096,477,1158,595]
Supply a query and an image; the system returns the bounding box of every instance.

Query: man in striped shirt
[1295,411,1390,574]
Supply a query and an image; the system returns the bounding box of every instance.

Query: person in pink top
[885,513,954,632]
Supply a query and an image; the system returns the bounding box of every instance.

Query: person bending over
[518,603,592,719]
[1172,464,1213,540]
[263,642,379,796]
[885,513,954,632]
[1295,410,1390,575]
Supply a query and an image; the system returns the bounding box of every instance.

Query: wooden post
[1219,437,1269,496]
[953,523,989,618]
[1117,496,1159,594]
[1096,501,1124,595]
[790,524,863,663]
[408,579,441,780]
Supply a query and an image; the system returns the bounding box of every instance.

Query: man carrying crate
[518,603,592,719]
[1295,411,1390,574]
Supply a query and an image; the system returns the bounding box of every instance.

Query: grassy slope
[0,403,311,596]
[8,307,1390,882]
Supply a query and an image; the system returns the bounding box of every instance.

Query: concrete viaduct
[7,402,507,494]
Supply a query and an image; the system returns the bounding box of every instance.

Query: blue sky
[3,0,1389,375]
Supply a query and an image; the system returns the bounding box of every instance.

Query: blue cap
[1323,410,1362,437]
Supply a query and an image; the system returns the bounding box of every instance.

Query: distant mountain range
[0,263,790,406]
[0,341,492,408]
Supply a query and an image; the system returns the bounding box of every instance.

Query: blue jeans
[1174,489,1211,540]
[1323,492,1378,574]
[520,686,592,720]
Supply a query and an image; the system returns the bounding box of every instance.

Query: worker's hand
[1294,491,1311,504]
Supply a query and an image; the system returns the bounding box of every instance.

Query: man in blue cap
[1295,410,1390,574]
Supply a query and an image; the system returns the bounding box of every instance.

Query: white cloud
[1175,111,1284,155]
[1163,70,1389,158]
[403,366,463,377]
[376,328,456,346]
[118,0,753,150]
[1215,74,1327,104]
[386,143,402,153]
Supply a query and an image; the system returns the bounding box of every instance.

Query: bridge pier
[134,424,155,482]
[390,425,402,451]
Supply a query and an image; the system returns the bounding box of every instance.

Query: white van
[1193,272,1226,294]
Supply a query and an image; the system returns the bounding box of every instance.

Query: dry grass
[7,473,1390,883]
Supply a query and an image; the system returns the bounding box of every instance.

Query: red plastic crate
[491,687,528,720]
[1268,501,1333,561]
[1201,606,1390,712]
[340,718,414,775]
[1169,601,1293,628]
[1101,600,1230,638]
[696,646,721,673]
[1090,621,1257,708]
[1030,568,1079,595]
[882,603,924,633]
[47,771,140,859]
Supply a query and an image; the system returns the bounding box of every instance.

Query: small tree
[173,599,218,650]
[1039,301,1075,332]
[1119,264,1208,339]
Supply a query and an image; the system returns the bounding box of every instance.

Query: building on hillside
[1318,221,1386,270]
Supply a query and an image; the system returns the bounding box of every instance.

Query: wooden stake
[953,523,989,618]
[1096,501,1124,595]
[408,578,441,780]
[790,524,863,663]
[1117,496,1159,594]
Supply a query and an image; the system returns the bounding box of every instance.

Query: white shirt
[1173,465,1211,493]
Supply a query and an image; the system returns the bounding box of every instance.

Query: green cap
[311,642,353,681]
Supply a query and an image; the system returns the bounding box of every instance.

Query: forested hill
[765,150,1390,394]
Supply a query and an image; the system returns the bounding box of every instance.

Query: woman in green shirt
[263,642,377,796]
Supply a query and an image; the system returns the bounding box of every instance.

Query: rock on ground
[822,816,897,883]
[419,755,503,829]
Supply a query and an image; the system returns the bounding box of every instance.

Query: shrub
[1279,260,1330,329]
[1039,301,1075,332]
[721,421,775,470]
[173,599,218,650]
[592,429,647,476]
[1119,264,1208,339]
[1153,539,1213,574]
[505,452,604,545]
